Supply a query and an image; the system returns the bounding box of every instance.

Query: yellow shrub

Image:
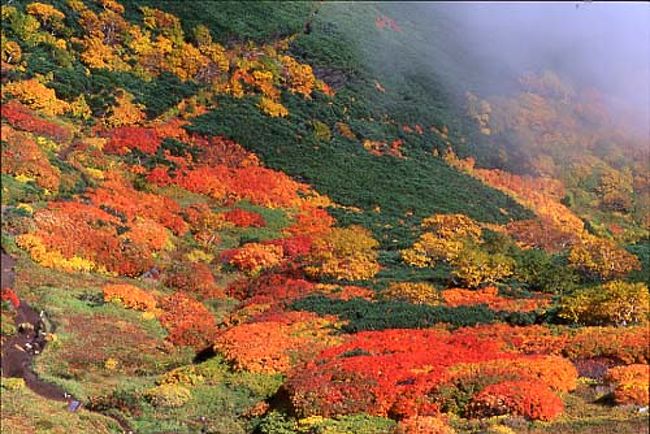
[306,226,380,280]
[16,233,99,273]
[560,281,649,326]
[145,384,191,408]
[380,282,440,305]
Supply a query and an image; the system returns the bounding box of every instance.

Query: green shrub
[290,295,499,331]
[514,249,579,294]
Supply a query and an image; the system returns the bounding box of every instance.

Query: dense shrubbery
[2,1,648,432]
[559,280,649,326]
[290,295,499,331]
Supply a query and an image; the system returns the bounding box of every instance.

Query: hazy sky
[436,2,650,134]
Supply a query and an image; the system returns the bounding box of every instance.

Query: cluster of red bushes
[1,288,20,309]
[441,286,550,312]
[285,328,577,420]
[222,209,266,227]
[1,100,72,142]
[158,292,218,349]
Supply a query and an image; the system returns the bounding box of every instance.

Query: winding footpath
[1,251,134,433]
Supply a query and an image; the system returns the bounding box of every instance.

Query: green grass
[1,387,120,434]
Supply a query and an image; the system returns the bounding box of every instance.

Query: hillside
[1,2,648,434]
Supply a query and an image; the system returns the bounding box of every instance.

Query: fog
[423,2,650,137]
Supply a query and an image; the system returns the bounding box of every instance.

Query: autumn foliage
[467,380,563,421]
[605,365,649,406]
[214,312,340,374]
[102,283,157,311]
[158,292,218,349]
[442,287,550,312]
[222,209,266,227]
[305,226,380,281]
[285,328,576,419]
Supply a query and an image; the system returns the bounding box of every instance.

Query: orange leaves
[605,365,649,406]
[563,326,649,365]
[285,205,334,237]
[102,283,157,311]
[222,209,266,228]
[441,287,550,313]
[472,167,584,236]
[458,324,649,365]
[285,328,508,418]
[164,262,224,300]
[25,3,65,26]
[505,218,577,253]
[1,125,61,191]
[449,356,578,394]
[224,243,284,275]
[214,312,339,375]
[87,172,188,235]
[468,380,563,421]
[176,165,309,208]
[396,416,455,434]
[215,321,296,374]
[104,90,146,127]
[280,55,316,97]
[3,77,69,117]
[158,292,217,349]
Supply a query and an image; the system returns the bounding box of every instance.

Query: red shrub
[468,380,563,421]
[1,100,71,142]
[285,328,511,418]
[104,126,162,155]
[164,262,224,300]
[1,288,20,309]
[263,235,313,259]
[158,292,218,349]
[222,209,266,227]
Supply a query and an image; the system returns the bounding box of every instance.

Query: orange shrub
[505,218,577,253]
[102,283,157,311]
[224,243,284,275]
[468,380,563,421]
[3,78,69,116]
[448,356,578,393]
[158,292,218,349]
[214,312,339,374]
[605,365,649,406]
[164,262,224,300]
[566,326,649,364]
[1,125,61,191]
[442,287,550,313]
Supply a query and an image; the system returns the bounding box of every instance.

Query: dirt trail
[1,251,135,433]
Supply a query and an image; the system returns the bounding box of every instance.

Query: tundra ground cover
[1,1,647,433]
